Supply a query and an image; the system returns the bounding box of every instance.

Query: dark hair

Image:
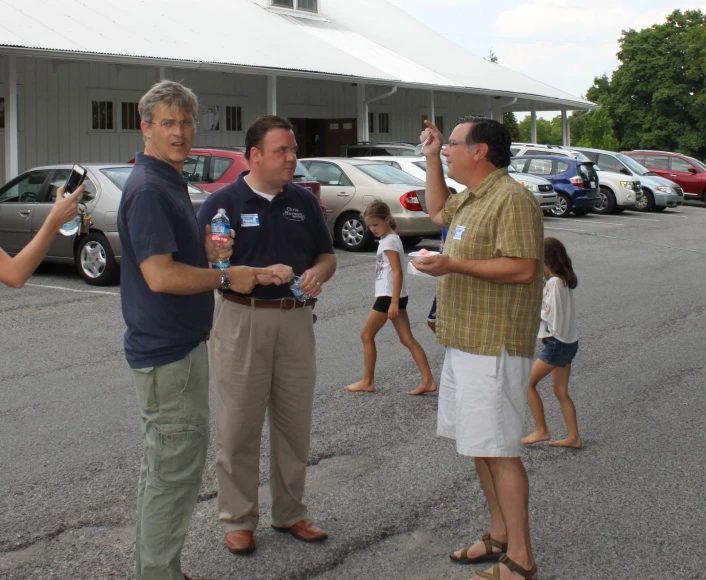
[363,199,397,230]
[544,237,577,289]
[452,116,512,168]
[245,115,294,160]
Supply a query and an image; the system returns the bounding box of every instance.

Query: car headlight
[655,186,674,194]
[517,180,539,192]
[619,181,635,189]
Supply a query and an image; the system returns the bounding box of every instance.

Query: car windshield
[293,160,315,181]
[413,160,450,178]
[616,153,651,176]
[102,167,205,194]
[356,164,424,185]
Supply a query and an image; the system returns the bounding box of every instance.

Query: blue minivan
[510,155,601,217]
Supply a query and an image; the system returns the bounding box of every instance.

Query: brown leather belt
[220,291,316,309]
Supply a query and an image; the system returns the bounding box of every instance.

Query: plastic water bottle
[59,203,86,237]
[210,209,230,269]
[289,276,311,301]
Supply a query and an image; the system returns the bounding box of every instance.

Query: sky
[388,0,704,114]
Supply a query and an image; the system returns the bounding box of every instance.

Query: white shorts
[437,346,532,457]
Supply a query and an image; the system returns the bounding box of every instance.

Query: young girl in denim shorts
[521,237,582,448]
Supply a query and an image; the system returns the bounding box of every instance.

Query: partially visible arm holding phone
[0,184,84,288]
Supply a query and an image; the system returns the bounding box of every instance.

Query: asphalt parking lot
[1,202,705,580]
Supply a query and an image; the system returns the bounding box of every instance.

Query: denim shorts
[539,337,578,368]
[427,296,437,322]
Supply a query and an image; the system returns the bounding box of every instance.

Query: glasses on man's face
[150,119,198,131]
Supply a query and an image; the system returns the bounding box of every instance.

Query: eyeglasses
[149,119,198,131]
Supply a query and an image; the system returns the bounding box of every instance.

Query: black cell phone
[64,164,87,195]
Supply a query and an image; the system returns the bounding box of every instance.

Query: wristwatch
[219,268,231,291]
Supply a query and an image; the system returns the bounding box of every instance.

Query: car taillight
[400,191,423,211]
[569,176,585,188]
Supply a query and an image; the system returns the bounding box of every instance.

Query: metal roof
[0,0,597,110]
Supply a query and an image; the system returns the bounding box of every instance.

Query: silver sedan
[0,164,207,285]
[299,158,441,251]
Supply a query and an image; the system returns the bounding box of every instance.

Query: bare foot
[549,437,583,449]
[452,538,505,562]
[521,431,551,445]
[407,380,437,396]
[344,380,375,393]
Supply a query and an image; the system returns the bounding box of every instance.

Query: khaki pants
[211,295,317,532]
[132,342,209,580]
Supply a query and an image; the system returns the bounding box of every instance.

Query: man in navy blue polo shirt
[197,115,337,555]
[118,81,276,580]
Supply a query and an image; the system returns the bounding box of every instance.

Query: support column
[561,108,569,146]
[530,104,537,144]
[356,83,368,142]
[267,75,277,116]
[4,55,19,181]
[427,90,435,126]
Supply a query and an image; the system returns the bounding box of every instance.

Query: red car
[623,150,706,204]
[129,146,325,212]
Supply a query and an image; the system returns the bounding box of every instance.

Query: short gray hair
[138,80,198,125]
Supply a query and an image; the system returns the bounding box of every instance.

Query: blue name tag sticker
[241,214,260,227]
[453,225,466,240]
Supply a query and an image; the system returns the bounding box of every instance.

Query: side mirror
[689,167,698,174]
[620,167,631,175]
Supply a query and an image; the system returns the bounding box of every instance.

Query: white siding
[1,56,499,179]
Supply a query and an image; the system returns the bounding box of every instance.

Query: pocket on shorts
[133,367,157,413]
[153,423,208,485]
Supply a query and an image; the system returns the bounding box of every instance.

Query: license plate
[590,181,596,188]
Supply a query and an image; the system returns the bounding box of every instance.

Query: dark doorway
[290,118,357,157]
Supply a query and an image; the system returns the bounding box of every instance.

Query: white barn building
[0,0,597,182]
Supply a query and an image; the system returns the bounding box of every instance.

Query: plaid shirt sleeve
[494,189,544,260]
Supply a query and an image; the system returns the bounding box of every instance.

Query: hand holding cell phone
[57,164,88,236]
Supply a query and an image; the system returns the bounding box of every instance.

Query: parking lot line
[25,283,120,296]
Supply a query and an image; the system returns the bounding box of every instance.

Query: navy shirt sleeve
[124,187,179,265]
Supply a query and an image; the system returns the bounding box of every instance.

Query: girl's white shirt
[537,276,578,343]
[374,233,408,298]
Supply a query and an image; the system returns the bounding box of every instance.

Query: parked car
[511,143,591,162]
[0,164,207,286]
[130,147,326,213]
[572,148,683,212]
[299,158,441,251]
[623,150,706,205]
[510,156,601,217]
[340,142,419,157]
[359,155,559,211]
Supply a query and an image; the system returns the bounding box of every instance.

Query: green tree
[604,9,706,158]
[576,108,620,150]
[503,112,520,140]
[517,116,563,145]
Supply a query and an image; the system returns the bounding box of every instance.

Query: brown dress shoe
[225,530,255,554]
[272,518,328,542]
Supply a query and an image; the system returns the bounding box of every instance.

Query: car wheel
[76,233,119,286]
[635,189,654,212]
[550,193,572,218]
[592,186,616,214]
[702,189,706,206]
[336,213,374,251]
[401,236,423,248]
[572,207,590,216]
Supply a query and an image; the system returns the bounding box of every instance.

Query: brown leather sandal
[449,533,508,565]
[476,554,538,579]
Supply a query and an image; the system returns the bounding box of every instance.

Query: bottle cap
[217,208,226,213]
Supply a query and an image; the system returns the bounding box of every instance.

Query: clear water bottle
[59,203,86,236]
[289,276,311,301]
[210,208,230,269]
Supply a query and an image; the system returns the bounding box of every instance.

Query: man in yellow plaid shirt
[414,116,543,580]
